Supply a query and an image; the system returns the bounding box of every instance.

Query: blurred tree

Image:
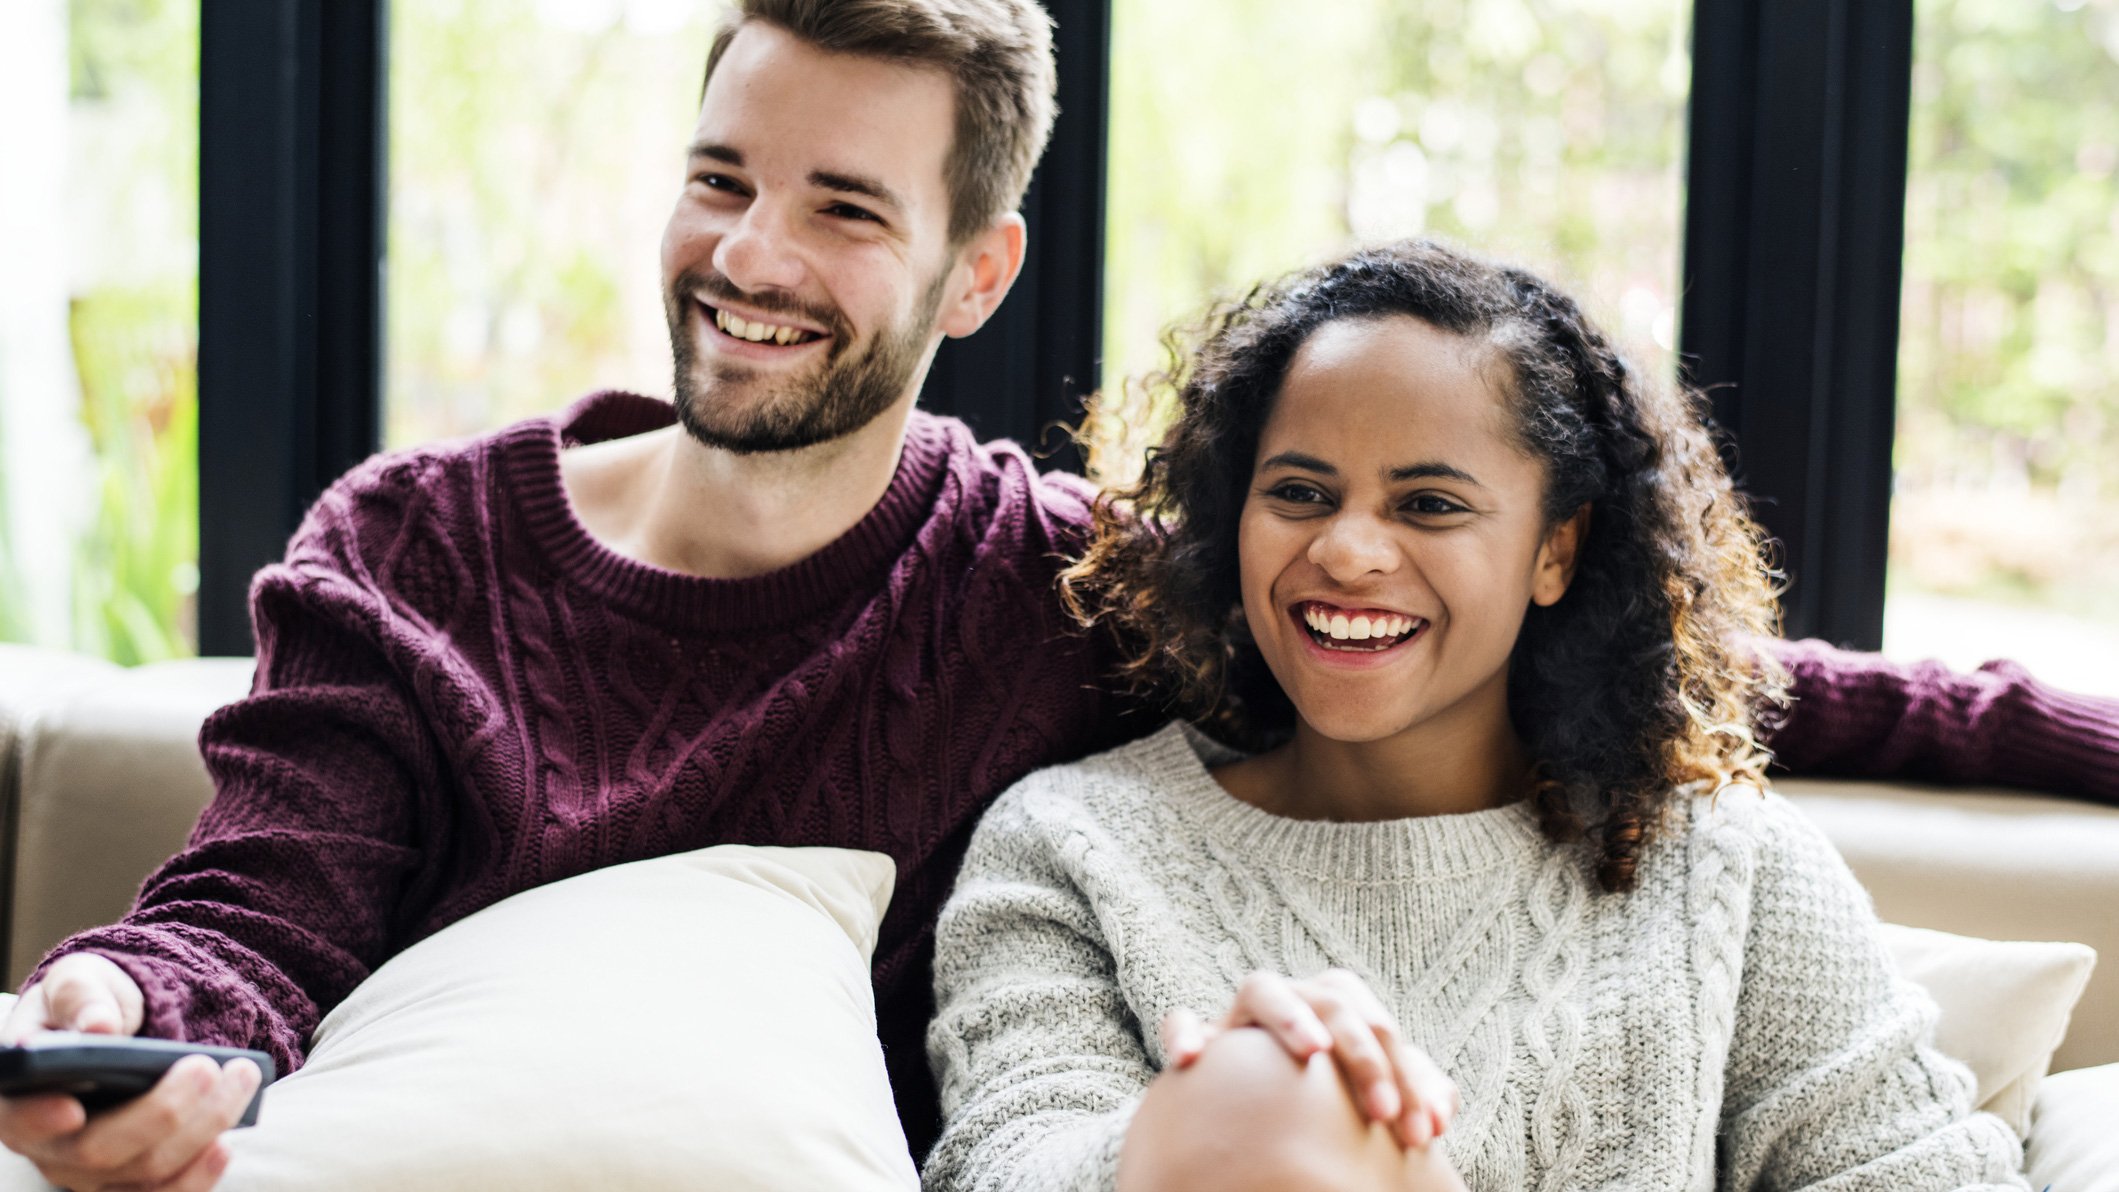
[1097,0,1688,484]
[1892,0,2119,625]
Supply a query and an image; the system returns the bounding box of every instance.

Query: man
[2,1,2111,1189]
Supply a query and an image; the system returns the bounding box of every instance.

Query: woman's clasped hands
[1161,969,1460,1151]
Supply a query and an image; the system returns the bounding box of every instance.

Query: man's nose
[1307,513,1400,582]
[712,201,806,295]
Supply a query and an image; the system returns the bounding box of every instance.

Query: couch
[3,642,2116,1186]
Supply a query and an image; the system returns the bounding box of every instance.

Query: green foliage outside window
[7,0,2113,666]
[1891,0,2119,624]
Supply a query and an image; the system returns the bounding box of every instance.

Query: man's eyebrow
[688,142,742,166]
[1389,461,1483,486]
[1257,451,1338,476]
[808,170,905,212]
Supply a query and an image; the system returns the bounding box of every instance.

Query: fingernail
[1408,1110,1432,1146]
[1370,1081,1400,1121]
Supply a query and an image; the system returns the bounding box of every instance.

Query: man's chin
[674,388,887,457]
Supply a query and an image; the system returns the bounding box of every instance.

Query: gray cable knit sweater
[924,722,2030,1191]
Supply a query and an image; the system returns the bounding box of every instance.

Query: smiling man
[3,1,2114,1189]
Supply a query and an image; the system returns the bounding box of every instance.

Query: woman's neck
[1219,688,1535,822]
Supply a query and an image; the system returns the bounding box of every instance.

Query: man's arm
[1763,636,2119,802]
[20,467,453,1072]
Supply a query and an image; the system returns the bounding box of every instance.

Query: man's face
[661,23,964,454]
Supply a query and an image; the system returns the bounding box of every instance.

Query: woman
[921,241,2027,1190]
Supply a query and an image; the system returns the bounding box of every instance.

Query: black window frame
[197,0,1912,654]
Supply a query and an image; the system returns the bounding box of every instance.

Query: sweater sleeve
[1761,636,2119,802]
[923,779,1151,1192]
[26,466,448,1076]
[1708,793,2029,1191]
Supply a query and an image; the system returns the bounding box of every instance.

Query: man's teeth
[713,308,812,345]
[1301,605,1419,645]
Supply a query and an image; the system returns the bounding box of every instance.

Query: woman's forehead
[1263,317,1516,462]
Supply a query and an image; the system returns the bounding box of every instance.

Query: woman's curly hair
[1061,240,1788,893]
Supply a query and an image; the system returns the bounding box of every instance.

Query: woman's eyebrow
[1389,461,1482,487]
[1257,451,1336,475]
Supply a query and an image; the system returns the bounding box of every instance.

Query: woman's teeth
[713,308,816,345]
[1300,604,1422,650]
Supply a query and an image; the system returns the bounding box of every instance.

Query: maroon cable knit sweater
[32,392,2119,1153]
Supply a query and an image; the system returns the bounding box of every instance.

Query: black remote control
[0,1034,275,1127]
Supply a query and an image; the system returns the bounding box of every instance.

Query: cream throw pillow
[0,846,915,1192]
[1879,922,2096,1137]
[206,845,910,1191]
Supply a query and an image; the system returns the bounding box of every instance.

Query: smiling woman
[924,240,2030,1192]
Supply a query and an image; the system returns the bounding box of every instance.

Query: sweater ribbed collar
[500,390,954,632]
[1148,722,1549,883]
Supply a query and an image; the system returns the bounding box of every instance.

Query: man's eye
[826,203,881,223]
[695,173,745,194]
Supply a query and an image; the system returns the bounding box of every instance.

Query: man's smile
[696,298,835,361]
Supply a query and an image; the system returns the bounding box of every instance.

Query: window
[0,0,200,663]
[386,0,714,448]
[1097,0,1691,481]
[1886,0,2119,695]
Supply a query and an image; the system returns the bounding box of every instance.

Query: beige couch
[3,642,2116,1183]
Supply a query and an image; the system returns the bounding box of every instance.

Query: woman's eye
[1266,481,1329,505]
[1406,494,1467,516]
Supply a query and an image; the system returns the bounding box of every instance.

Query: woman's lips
[1292,600,1426,650]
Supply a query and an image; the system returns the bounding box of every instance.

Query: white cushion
[1879,922,2096,1137]
[0,846,917,1190]
[2024,1061,2119,1191]
[220,844,918,1191]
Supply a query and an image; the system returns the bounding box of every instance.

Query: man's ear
[935,213,1027,339]
[1531,503,1592,607]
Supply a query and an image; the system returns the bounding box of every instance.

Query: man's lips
[694,299,832,359]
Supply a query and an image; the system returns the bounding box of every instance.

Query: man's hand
[1161,969,1459,1151]
[0,955,257,1191]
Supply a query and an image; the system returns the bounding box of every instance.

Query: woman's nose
[1306,514,1399,581]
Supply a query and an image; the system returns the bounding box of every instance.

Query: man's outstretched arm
[1763,636,2119,802]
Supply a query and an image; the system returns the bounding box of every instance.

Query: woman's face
[1237,315,1583,745]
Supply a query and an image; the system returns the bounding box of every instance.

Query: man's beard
[665,266,948,455]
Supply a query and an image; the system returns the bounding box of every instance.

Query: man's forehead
[695,22,956,182]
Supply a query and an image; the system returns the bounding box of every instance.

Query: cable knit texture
[924,723,2031,1191]
[30,392,1137,1151]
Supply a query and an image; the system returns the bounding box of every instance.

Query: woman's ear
[1531,503,1592,607]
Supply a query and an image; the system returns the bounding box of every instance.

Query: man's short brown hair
[702,0,1058,246]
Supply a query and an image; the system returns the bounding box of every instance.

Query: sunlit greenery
[0,0,200,662]
[1097,0,1690,483]
[5,0,2114,666]
[1891,0,2119,624]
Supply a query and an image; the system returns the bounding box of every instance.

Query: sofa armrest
[2,652,253,986]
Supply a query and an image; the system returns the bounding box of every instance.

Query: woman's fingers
[1225,972,1332,1060]
[1403,1041,1459,1137]
[1309,989,1400,1123]
[1159,1009,1213,1069]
